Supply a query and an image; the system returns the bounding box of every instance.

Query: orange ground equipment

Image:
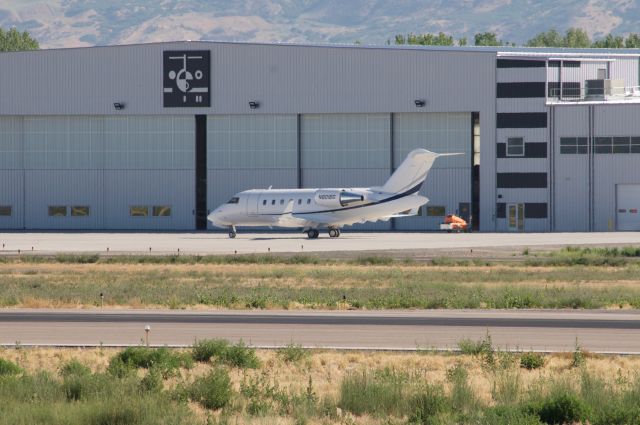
[439,214,469,232]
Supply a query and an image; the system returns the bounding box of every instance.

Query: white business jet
[208,149,458,239]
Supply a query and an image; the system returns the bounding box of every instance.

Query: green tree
[458,37,468,46]
[625,33,640,48]
[394,32,455,46]
[526,29,564,47]
[0,27,39,52]
[564,27,591,48]
[592,33,624,48]
[474,32,502,46]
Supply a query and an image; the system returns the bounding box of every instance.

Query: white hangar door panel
[616,184,640,231]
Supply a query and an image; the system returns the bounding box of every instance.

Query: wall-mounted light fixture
[249,101,260,109]
[414,99,426,108]
[113,102,125,111]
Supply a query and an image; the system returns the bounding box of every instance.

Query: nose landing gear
[228,226,237,239]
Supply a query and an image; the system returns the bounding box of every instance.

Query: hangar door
[616,184,640,230]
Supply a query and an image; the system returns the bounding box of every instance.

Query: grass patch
[4,257,640,310]
[2,347,640,424]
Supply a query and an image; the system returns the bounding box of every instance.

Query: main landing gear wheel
[228,226,237,239]
[306,229,320,239]
[328,228,341,238]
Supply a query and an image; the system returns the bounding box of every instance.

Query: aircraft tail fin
[380,149,462,194]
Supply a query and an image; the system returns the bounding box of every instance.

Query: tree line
[391,28,640,48]
[0,27,39,52]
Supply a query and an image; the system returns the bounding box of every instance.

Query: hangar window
[0,206,11,216]
[506,138,524,157]
[560,137,588,154]
[130,206,148,217]
[426,206,446,216]
[71,206,90,217]
[227,197,239,204]
[48,206,67,217]
[153,206,171,217]
[594,137,612,154]
[613,137,630,154]
[632,137,640,153]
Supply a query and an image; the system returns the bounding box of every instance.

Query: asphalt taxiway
[1,232,640,256]
[2,309,639,353]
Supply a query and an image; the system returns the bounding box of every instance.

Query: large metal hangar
[0,41,639,232]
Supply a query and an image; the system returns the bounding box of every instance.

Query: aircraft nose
[207,208,224,227]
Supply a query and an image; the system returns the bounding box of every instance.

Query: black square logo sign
[163,50,210,107]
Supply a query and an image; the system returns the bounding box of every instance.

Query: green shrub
[339,368,412,417]
[59,359,91,378]
[529,390,589,425]
[221,341,260,369]
[106,356,134,378]
[351,256,394,265]
[447,363,478,415]
[408,385,448,425]
[0,358,22,376]
[278,343,308,363]
[457,332,495,367]
[139,367,163,393]
[189,367,232,410]
[192,339,230,362]
[520,352,545,370]
[572,343,586,368]
[109,347,192,377]
[481,406,543,425]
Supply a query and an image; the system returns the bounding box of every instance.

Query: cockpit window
[227,197,240,204]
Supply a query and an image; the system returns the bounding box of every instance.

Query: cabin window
[280,199,284,205]
[271,200,275,205]
[262,200,267,206]
[307,199,311,204]
[227,197,239,204]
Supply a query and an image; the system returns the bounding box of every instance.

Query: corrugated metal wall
[393,112,471,230]
[0,117,23,229]
[0,42,497,231]
[206,114,298,229]
[2,115,195,230]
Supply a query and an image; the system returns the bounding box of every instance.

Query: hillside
[0,0,639,48]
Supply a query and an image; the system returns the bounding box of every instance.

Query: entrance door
[616,184,640,230]
[246,193,260,216]
[507,203,524,232]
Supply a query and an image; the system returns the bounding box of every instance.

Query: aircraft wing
[291,213,336,227]
[292,213,386,227]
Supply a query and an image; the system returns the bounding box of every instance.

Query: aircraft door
[246,193,260,216]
